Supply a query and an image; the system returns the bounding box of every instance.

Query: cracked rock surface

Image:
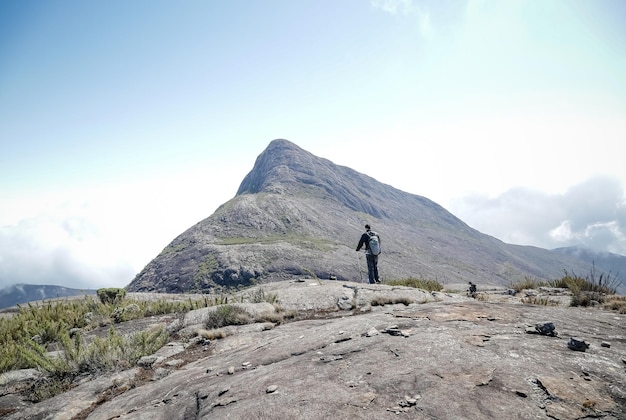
[3,280,626,419]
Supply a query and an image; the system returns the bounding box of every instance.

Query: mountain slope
[0,284,96,309]
[127,139,592,292]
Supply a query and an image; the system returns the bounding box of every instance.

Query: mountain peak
[236,139,315,195]
[127,140,594,294]
[236,138,394,218]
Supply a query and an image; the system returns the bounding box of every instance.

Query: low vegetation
[370,296,414,306]
[385,277,443,292]
[247,287,279,304]
[555,267,620,306]
[1,268,620,405]
[520,296,561,306]
[0,287,283,402]
[96,287,126,304]
[510,266,622,309]
[604,296,626,314]
[0,295,208,370]
[204,305,253,329]
[509,278,551,293]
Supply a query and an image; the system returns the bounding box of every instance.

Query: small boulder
[535,322,557,336]
[567,337,590,352]
[137,355,159,367]
[365,327,379,337]
[383,325,403,336]
[69,327,82,337]
[525,326,538,334]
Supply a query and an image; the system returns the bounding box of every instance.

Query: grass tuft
[385,277,443,292]
[603,296,626,314]
[510,265,621,308]
[197,328,227,340]
[520,296,560,306]
[247,288,279,304]
[204,305,252,329]
[370,296,414,306]
[509,277,551,293]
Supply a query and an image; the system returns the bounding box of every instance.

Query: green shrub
[510,277,550,292]
[248,288,279,304]
[385,277,443,292]
[570,292,590,307]
[0,295,215,375]
[555,268,619,295]
[511,267,621,308]
[20,326,169,401]
[111,303,141,323]
[552,267,620,307]
[97,288,126,305]
[27,372,75,403]
[204,305,252,329]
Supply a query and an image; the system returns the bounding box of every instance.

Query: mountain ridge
[127,139,595,293]
[0,284,96,310]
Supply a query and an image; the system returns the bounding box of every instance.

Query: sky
[1,0,625,291]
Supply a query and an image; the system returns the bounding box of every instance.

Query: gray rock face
[4,281,625,419]
[127,139,593,294]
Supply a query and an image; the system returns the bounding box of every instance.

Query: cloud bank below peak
[450,176,626,255]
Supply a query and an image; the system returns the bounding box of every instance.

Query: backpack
[368,231,381,256]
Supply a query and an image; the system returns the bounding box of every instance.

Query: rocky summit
[2,281,625,419]
[127,139,593,294]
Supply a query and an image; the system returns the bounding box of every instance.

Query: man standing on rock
[356,224,381,284]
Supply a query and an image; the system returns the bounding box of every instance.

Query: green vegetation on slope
[510,267,621,309]
[384,277,443,292]
[0,287,283,402]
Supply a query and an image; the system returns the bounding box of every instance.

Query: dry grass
[509,278,550,293]
[603,296,626,314]
[520,296,561,306]
[370,295,414,306]
[254,310,284,324]
[385,278,443,292]
[583,399,598,409]
[197,328,227,340]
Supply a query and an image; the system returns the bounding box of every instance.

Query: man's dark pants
[366,254,379,284]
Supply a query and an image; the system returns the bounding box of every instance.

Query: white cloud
[0,164,244,290]
[549,220,573,242]
[416,7,432,38]
[582,221,626,253]
[451,176,626,255]
[0,203,136,290]
[371,0,414,15]
[371,0,432,38]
